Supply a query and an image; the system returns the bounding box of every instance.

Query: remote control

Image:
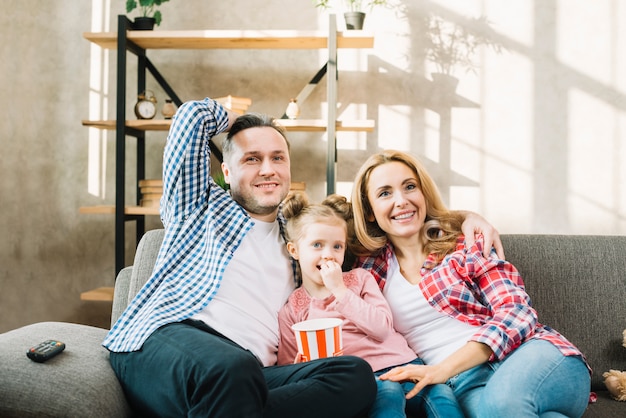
[27,340,66,363]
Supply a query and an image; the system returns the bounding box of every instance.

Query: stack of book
[289,182,306,191]
[139,179,163,208]
[215,95,252,114]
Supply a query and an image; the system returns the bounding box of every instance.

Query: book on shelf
[138,179,163,187]
[290,182,306,191]
[215,95,252,114]
[140,186,163,194]
[140,199,161,208]
[141,193,163,201]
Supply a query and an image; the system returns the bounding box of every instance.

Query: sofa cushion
[501,235,626,392]
[0,321,133,418]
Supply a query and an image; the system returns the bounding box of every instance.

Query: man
[104,98,377,417]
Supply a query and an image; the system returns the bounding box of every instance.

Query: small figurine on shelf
[161,98,177,119]
[285,98,300,120]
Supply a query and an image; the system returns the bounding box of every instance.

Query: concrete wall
[1,0,624,333]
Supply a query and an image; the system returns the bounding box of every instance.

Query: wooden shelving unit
[81,15,375,300]
[79,205,160,216]
[82,29,374,50]
[81,118,375,132]
[80,286,115,302]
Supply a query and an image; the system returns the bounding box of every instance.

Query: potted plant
[126,0,170,30]
[424,13,502,94]
[314,0,389,30]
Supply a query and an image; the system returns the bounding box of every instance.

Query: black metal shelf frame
[111,14,340,276]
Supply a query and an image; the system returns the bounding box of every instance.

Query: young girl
[277,192,464,418]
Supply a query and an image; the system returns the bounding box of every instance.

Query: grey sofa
[1,230,625,417]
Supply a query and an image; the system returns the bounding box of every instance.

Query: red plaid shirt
[353,235,590,372]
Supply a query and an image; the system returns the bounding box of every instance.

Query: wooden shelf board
[277,119,375,132]
[84,30,374,50]
[81,286,114,302]
[80,182,306,217]
[83,119,375,132]
[79,205,160,215]
[82,119,172,131]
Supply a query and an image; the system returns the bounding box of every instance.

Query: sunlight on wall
[557,1,612,85]
[337,102,369,151]
[433,0,625,233]
[424,110,441,164]
[568,88,621,233]
[336,182,354,201]
[378,105,412,150]
[484,0,533,46]
[558,1,625,233]
[87,0,110,198]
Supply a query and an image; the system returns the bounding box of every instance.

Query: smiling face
[366,161,427,243]
[222,126,291,222]
[287,221,347,289]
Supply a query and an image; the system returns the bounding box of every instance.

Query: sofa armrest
[128,229,165,301]
[111,266,133,327]
[111,230,165,326]
[0,322,133,418]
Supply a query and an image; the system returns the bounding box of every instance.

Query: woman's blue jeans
[449,339,590,418]
[370,358,464,418]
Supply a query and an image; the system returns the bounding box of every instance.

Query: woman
[350,150,591,418]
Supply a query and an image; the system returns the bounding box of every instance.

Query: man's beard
[231,187,288,216]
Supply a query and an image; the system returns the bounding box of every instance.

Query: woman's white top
[383,254,478,365]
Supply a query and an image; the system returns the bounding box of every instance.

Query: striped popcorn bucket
[292,318,343,361]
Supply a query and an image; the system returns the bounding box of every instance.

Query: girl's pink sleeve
[334,268,395,342]
[277,303,299,365]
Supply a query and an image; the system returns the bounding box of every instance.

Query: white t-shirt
[383,254,477,365]
[192,219,294,366]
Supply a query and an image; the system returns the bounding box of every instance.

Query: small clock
[134,91,157,120]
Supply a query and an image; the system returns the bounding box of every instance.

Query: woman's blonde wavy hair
[350,150,464,260]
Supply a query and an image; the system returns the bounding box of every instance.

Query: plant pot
[430,73,459,97]
[344,12,366,30]
[132,17,156,30]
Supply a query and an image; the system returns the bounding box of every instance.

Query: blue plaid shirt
[103,98,298,353]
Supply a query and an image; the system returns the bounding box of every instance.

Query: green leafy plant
[213,172,230,191]
[126,0,170,26]
[314,0,388,13]
[425,14,502,76]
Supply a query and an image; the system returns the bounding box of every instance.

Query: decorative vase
[344,12,366,30]
[132,17,156,30]
[161,99,177,119]
[285,99,300,120]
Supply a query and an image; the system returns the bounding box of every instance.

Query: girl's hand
[319,260,348,299]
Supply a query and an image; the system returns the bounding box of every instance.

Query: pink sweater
[277,268,417,372]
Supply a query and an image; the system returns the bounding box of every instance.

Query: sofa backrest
[112,231,626,390]
[502,234,626,390]
[111,229,165,325]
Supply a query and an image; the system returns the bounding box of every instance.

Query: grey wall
[1,0,624,333]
